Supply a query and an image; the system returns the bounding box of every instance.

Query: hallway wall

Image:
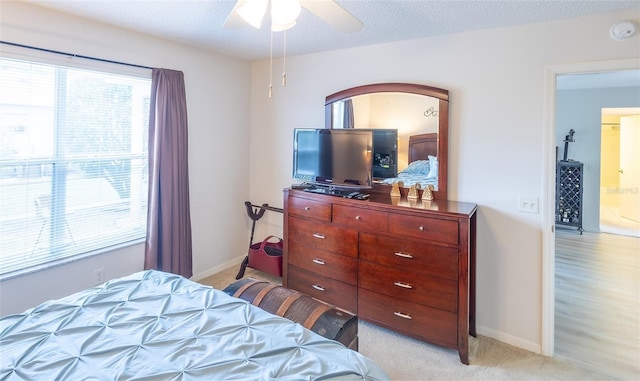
[555,86,640,232]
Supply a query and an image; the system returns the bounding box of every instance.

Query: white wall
[556,86,640,232]
[0,2,252,315]
[247,8,640,352]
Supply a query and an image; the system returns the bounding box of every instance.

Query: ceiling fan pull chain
[282,29,287,87]
[269,29,274,98]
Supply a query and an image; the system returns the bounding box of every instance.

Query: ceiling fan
[224,0,363,33]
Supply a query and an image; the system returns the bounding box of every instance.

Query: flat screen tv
[293,128,373,190]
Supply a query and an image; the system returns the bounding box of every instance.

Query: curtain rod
[0,41,153,70]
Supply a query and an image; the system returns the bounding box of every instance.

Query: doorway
[600,108,640,237]
[544,63,640,380]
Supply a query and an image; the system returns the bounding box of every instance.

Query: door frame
[541,58,640,356]
[618,114,640,223]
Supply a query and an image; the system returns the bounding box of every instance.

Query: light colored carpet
[199,265,617,381]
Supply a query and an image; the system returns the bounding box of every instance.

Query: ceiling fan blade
[223,0,250,29]
[300,0,363,33]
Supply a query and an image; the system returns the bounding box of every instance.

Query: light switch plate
[518,197,539,214]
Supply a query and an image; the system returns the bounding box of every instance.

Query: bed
[381,133,438,188]
[0,270,389,380]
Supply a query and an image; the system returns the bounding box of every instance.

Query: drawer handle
[394,311,412,320]
[312,284,326,292]
[312,233,326,239]
[394,252,413,259]
[394,281,413,289]
[312,258,326,265]
[419,226,425,231]
[355,215,361,221]
[304,206,311,211]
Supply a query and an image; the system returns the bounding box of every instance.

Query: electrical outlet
[517,197,539,214]
[95,268,105,284]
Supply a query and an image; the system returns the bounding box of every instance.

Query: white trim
[542,65,557,357]
[542,58,640,357]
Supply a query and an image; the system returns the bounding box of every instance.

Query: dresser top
[286,188,477,218]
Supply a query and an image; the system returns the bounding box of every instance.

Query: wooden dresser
[283,188,477,364]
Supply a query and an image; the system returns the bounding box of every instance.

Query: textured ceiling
[21,0,640,61]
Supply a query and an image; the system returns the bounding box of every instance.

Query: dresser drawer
[288,216,358,257]
[288,266,357,313]
[358,260,457,312]
[359,233,458,280]
[388,213,458,245]
[332,204,388,232]
[359,288,457,347]
[288,196,331,222]
[288,241,357,285]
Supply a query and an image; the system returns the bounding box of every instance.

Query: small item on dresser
[291,182,312,190]
[390,182,402,197]
[422,199,434,209]
[407,183,421,199]
[422,184,435,201]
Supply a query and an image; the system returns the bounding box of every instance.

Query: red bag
[248,235,283,277]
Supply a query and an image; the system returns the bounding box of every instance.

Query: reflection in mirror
[325,83,448,200]
[331,92,439,171]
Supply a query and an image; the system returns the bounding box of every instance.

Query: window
[0,56,151,277]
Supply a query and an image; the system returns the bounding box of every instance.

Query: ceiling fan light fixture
[238,0,269,29]
[271,0,301,31]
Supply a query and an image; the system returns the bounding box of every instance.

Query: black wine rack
[556,161,584,234]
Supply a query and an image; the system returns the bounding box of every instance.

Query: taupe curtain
[144,68,193,278]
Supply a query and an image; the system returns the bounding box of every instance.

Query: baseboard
[191,255,245,282]
[476,325,542,355]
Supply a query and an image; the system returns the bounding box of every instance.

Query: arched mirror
[325,83,448,200]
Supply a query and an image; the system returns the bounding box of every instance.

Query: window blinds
[0,57,151,277]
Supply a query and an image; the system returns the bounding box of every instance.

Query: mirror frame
[325,83,449,200]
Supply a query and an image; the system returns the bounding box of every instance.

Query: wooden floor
[555,229,640,380]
